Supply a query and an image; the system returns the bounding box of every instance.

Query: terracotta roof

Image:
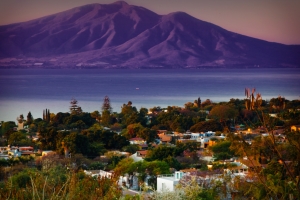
[130,137,144,141]
[161,135,172,142]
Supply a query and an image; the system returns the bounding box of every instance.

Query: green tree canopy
[101,95,112,112]
[26,111,33,125]
[0,121,16,137]
[211,140,234,160]
[209,104,238,122]
[190,119,222,132]
[8,132,26,145]
[69,98,82,115]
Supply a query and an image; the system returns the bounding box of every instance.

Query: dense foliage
[1,96,300,199]
[0,166,122,200]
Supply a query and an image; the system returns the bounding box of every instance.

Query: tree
[185,102,195,111]
[26,111,33,125]
[69,98,82,115]
[209,105,238,122]
[101,95,112,112]
[209,105,238,132]
[211,140,234,160]
[101,96,113,127]
[8,132,26,145]
[146,145,176,161]
[43,109,50,122]
[122,144,140,154]
[244,87,262,110]
[190,119,222,132]
[0,121,16,137]
[70,120,86,131]
[61,134,75,157]
[114,157,135,175]
[88,142,106,158]
[122,123,144,139]
[52,112,70,125]
[121,101,139,126]
[139,127,157,143]
[101,110,111,127]
[90,110,100,121]
[202,99,213,107]
[16,114,24,124]
[227,90,300,199]
[270,95,286,111]
[196,97,201,108]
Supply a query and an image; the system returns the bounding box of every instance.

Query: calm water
[0,68,299,121]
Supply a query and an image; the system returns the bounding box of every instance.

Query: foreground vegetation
[0,165,122,200]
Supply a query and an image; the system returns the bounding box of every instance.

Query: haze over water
[0,68,299,122]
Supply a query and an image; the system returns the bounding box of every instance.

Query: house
[223,161,249,176]
[179,169,223,188]
[157,171,184,192]
[158,132,181,144]
[157,168,223,192]
[129,137,146,145]
[8,148,21,157]
[231,124,246,131]
[160,135,172,144]
[190,131,215,140]
[291,125,300,132]
[18,146,35,156]
[130,150,148,162]
[269,113,278,118]
[180,131,216,148]
[139,143,148,150]
[0,153,9,160]
[84,169,113,178]
[238,157,266,172]
[157,130,168,137]
[0,146,10,160]
[42,150,56,156]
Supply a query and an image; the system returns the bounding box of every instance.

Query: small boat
[136,88,139,90]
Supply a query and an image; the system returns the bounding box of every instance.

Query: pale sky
[0,0,300,45]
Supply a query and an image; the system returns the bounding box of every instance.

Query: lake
[0,68,299,122]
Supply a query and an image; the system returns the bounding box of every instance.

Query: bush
[0,166,122,200]
[88,161,105,170]
[11,170,31,188]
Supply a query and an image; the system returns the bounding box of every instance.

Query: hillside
[0,1,299,68]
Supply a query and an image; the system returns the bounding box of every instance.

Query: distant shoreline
[0,66,299,69]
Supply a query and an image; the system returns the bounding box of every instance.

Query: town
[1,91,300,199]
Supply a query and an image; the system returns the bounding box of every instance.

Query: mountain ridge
[0,1,299,68]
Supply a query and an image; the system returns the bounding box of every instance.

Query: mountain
[0,1,299,68]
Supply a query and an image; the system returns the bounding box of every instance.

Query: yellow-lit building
[291,125,300,132]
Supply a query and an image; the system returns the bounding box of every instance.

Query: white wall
[157,177,178,192]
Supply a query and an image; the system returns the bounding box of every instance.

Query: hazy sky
[0,0,299,45]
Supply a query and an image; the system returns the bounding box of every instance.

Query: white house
[129,137,146,145]
[130,150,147,162]
[191,131,215,140]
[84,170,113,178]
[157,171,184,192]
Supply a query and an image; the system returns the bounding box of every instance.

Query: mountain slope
[0,1,299,68]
